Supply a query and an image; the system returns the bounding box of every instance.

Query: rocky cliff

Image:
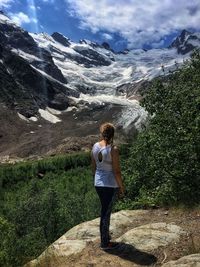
[24,209,200,267]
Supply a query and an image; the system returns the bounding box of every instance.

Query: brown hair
[100,122,115,144]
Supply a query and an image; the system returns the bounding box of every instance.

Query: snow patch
[17,112,29,122]
[39,108,61,123]
[117,105,148,130]
[46,107,61,115]
[29,116,38,122]
[188,39,200,47]
[11,48,42,62]
[64,106,77,112]
[0,13,12,24]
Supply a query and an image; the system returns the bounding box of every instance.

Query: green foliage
[0,217,16,267]
[118,50,200,208]
[0,152,98,267]
[0,152,90,187]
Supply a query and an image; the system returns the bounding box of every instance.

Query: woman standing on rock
[91,122,125,250]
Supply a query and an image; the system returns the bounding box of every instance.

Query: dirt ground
[0,103,130,161]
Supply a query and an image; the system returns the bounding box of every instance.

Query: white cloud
[0,0,13,8]
[102,33,113,40]
[66,0,200,48]
[9,12,37,26]
[151,39,165,48]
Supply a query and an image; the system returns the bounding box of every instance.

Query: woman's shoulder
[92,142,100,150]
[111,144,118,150]
[111,145,119,154]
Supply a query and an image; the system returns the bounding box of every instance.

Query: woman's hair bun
[100,123,115,143]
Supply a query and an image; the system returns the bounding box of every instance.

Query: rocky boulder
[24,209,199,267]
[162,254,200,267]
[116,222,185,251]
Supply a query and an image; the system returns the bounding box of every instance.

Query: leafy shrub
[118,51,200,207]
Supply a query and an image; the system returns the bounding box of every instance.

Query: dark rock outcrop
[0,44,78,117]
[116,80,151,98]
[0,16,67,83]
[51,32,71,47]
[73,46,112,67]
[169,29,200,54]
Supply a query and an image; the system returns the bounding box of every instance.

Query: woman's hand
[118,185,125,198]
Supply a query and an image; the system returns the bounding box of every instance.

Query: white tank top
[92,142,118,188]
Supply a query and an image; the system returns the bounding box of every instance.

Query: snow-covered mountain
[0,11,200,159]
[169,29,200,54]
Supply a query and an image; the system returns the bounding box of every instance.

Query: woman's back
[92,142,118,188]
[92,142,113,171]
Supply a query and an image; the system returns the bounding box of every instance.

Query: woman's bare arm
[111,146,125,195]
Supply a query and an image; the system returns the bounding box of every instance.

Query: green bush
[0,152,90,188]
[0,152,97,266]
[0,217,17,267]
[118,50,200,207]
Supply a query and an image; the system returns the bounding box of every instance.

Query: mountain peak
[170,29,192,48]
[179,29,192,42]
[168,29,200,54]
[101,42,112,50]
[51,32,70,47]
[79,39,91,45]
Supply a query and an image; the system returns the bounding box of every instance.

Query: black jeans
[95,186,118,247]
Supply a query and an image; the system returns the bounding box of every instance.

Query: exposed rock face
[73,46,112,67]
[169,29,200,54]
[101,42,114,53]
[161,254,200,267]
[64,210,148,241]
[116,80,151,98]
[0,45,77,117]
[24,209,196,267]
[0,13,79,117]
[25,240,88,267]
[116,223,185,251]
[170,30,192,50]
[0,16,66,83]
[51,32,71,47]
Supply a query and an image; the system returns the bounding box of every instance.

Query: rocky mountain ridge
[0,11,200,159]
[169,29,200,54]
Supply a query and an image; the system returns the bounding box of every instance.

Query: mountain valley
[0,11,200,161]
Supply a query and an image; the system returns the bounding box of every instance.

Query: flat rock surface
[24,208,200,267]
[64,210,149,240]
[116,223,185,251]
[162,253,200,266]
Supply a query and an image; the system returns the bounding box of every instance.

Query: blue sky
[0,0,200,51]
